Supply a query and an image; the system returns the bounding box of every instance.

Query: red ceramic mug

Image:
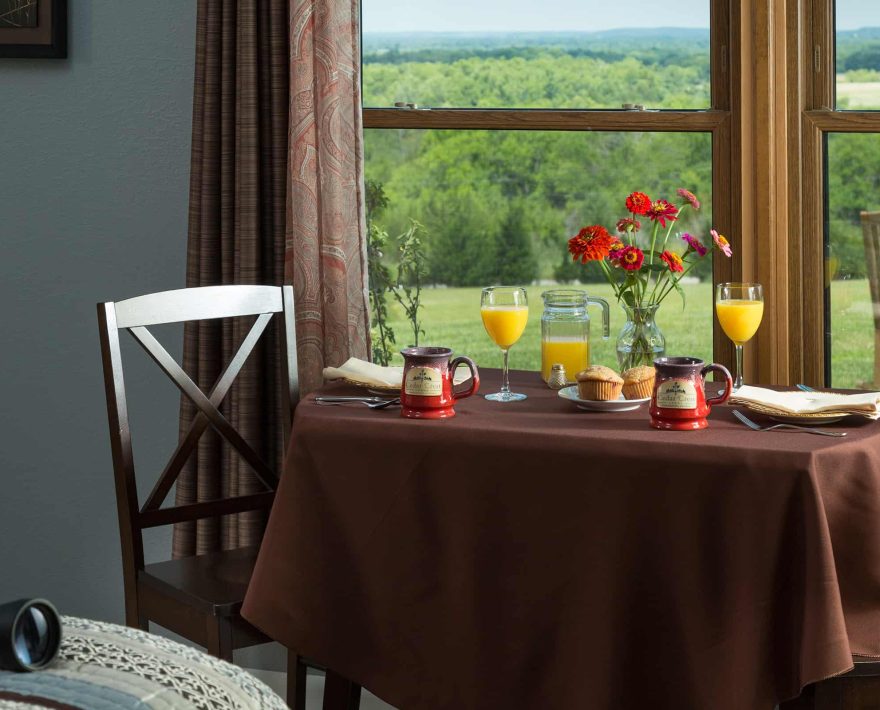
[400,347,480,419]
[650,356,733,430]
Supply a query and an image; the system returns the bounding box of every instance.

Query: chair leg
[124,591,148,631]
[205,616,234,662]
[287,651,307,710]
[323,669,361,710]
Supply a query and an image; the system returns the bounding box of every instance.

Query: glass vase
[616,304,666,371]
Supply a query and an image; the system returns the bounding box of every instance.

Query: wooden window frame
[361,0,743,373]
[787,0,880,385]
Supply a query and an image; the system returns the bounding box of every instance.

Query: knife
[314,396,395,404]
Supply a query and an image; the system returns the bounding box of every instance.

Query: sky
[362,0,879,34]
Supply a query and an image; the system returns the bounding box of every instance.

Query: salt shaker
[547,363,568,390]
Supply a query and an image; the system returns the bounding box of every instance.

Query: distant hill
[362,29,710,55]
[363,27,880,55]
[839,27,880,41]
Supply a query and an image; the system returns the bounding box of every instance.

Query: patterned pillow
[0,616,286,709]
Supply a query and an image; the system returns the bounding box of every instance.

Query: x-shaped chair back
[97,285,297,584]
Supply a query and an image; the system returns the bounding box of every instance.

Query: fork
[732,409,846,437]
[315,397,400,409]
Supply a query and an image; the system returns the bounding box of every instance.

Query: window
[799,0,880,386]
[362,1,735,370]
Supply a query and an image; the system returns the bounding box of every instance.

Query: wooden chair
[98,285,359,709]
[860,211,880,387]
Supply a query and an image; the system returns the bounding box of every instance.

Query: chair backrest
[860,213,880,386]
[861,212,880,328]
[97,285,297,581]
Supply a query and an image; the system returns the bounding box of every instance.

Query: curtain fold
[173,0,290,557]
[174,0,369,556]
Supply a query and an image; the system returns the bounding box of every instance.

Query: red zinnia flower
[616,217,641,234]
[618,246,644,271]
[681,233,707,257]
[661,250,685,273]
[568,225,613,263]
[625,192,651,216]
[677,188,701,210]
[646,200,679,228]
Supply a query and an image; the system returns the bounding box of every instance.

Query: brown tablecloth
[242,370,880,710]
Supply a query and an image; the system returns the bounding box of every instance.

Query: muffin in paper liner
[622,365,656,400]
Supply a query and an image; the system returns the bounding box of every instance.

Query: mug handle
[450,356,480,400]
[702,363,733,408]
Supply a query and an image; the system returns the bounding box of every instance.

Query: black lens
[0,599,61,672]
[14,606,51,666]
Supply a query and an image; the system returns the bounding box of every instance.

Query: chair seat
[139,545,259,617]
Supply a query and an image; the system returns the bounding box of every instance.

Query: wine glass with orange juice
[715,283,764,391]
[481,287,529,402]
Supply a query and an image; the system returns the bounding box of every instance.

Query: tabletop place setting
[321,189,880,435]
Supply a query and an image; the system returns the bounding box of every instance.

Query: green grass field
[384,280,877,388]
[836,77,880,110]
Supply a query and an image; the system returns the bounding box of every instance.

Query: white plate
[558,385,650,412]
[768,413,847,425]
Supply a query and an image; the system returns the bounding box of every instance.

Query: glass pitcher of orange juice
[541,289,610,383]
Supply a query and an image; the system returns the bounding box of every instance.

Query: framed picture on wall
[0,0,66,58]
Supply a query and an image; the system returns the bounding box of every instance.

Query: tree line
[363,32,880,287]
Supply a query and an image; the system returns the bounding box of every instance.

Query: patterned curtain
[174,0,369,555]
[286,0,370,394]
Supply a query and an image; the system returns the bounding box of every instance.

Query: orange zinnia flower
[568,225,613,263]
[625,192,651,216]
[661,250,685,273]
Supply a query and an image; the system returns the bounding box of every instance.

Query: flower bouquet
[567,189,731,370]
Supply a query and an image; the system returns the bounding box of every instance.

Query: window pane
[827,133,880,387]
[365,129,714,370]
[362,1,710,109]
[836,2,880,109]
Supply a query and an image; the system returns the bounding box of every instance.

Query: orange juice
[541,338,589,382]
[481,306,529,349]
[716,299,764,345]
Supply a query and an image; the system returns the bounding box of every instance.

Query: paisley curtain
[174,0,369,555]
[286,0,370,394]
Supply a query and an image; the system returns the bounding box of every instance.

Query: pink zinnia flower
[681,233,707,257]
[711,229,733,257]
[677,188,701,210]
[609,239,626,259]
[645,199,679,228]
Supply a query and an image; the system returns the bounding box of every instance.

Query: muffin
[576,365,623,401]
[621,365,656,400]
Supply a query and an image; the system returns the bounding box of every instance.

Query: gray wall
[0,1,196,620]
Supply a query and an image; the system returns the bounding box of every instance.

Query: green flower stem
[599,259,623,300]
[648,219,660,267]
[656,258,701,305]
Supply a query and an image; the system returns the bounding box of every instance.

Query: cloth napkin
[323,358,404,388]
[323,357,472,388]
[730,385,880,419]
